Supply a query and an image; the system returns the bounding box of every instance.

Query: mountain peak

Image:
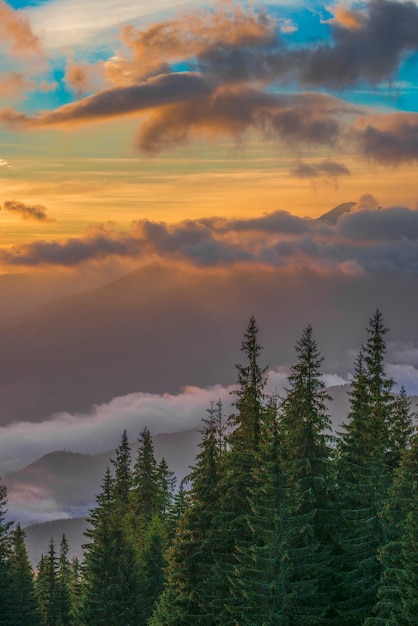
[316,202,356,225]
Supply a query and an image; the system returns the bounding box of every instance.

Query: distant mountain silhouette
[5,429,201,525]
[0,263,247,423]
[24,517,88,567]
[315,202,356,225]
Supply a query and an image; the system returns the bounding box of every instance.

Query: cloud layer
[1,0,418,164]
[2,197,418,274]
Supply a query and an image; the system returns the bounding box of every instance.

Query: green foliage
[79,467,142,625]
[210,316,268,624]
[111,429,132,509]
[150,400,225,625]
[8,524,41,626]
[1,311,417,626]
[336,310,395,625]
[278,325,334,625]
[133,427,160,525]
[36,539,60,626]
[0,479,13,624]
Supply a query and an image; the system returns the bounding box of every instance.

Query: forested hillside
[0,311,417,625]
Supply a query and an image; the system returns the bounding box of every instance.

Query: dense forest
[0,311,417,625]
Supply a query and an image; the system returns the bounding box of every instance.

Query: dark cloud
[135,89,353,152]
[300,0,418,88]
[2,202,418,275]
[292,160,351,179]
[225,210,308,234]
[32,73,213,127]
[338,206,418,241]
[1,0,418,159]
[197,0,418,89]
[355,112,418,165]
[0,229,142,267]
[136,219,253,265]
[2,199,56,222]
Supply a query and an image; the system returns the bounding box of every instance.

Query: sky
[1,0,418,506]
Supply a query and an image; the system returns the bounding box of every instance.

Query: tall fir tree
[156,457,176,519]
[0,479,12,625]
[278,325,334,625]
[336,310,394,625]
[150,400,225,625]
[369,428,418,625]
[210,316,268,624]
[111,429,132,511]
[132,427,160,526]
[56,535,73,626]
[8,523,41,626]
[386,386,415,471]
[36,539,60,626]
[234,398,287,625]
[79,467,141,625]
[138,515,168,623]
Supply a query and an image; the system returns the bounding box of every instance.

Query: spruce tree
[8,524,41,626]
[138,515,168,623]
[386,386,415,471]
[132,427,160,525]
[0,479,12,625]
[279,325,334,625]
[36,539,60,626]
[369,428,418,625]
[111,429,132,511]
[156,457,176,519]
[56,535,72,626]
[210,316,268,624]
[234,398,287,625]
[150,401,225,625]
[336,310,394,625]
[68,557,82,624]
[79,467,141,625]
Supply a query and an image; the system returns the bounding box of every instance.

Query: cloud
[0,384,234,475]
[134,89,353,153]
[353,193,380,211]
[106,2,276,85]
[0,72,55,99]
[2,0,418,158]
[0,158,12,168]
[324,2,367,30]
[224,210,308,234]
[0,225,142,267]
[30,72,213,127]
[2,200,56,223]
[64,58,104,98]
[291,160,351,181]
[0,0,43,57]
[354,112,418,165]
[195,0,418,88]
[0,367,348,477]
[299,0,418,88]
[337,206,418,241]
[26,0,200,49]
[2,199,418,275]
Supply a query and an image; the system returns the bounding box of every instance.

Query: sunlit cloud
[0,72,55,99]
[2,0,418,161]
[1,198,418,273]
[324,2,367,30]
[0,0,43,57]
